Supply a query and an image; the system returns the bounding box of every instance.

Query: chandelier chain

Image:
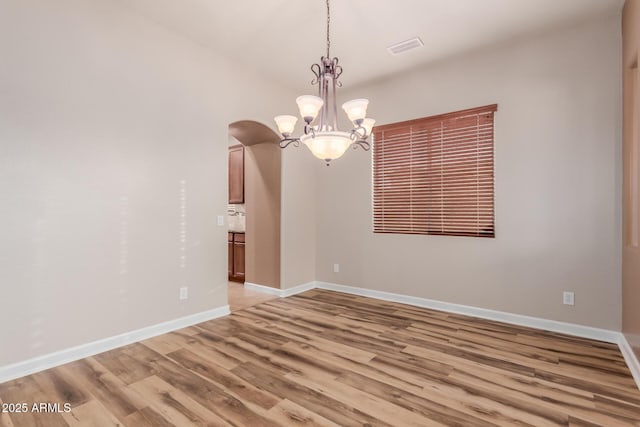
[326,0,330,58]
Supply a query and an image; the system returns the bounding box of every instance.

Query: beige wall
[280,147,317,289]
[244,142,281,288]
[623,0,640,358]
[0,0,293,366]
[315,16,623,330]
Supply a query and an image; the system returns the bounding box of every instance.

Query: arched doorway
[227,120,281,310]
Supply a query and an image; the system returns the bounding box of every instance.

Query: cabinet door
[233,241,245,281]
[228,240,234,279]
[228,145,244,204]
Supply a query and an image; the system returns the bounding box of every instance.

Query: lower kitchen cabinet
[228,232,245,282]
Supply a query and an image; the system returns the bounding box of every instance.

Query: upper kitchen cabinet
[228,145,244,204]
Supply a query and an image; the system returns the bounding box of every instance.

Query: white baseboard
[619,334,640,391]
[243,282,282,296]
[281,281,318,297]
[314,281,620,344]
[0,305,230,385]
[244,281,317,298]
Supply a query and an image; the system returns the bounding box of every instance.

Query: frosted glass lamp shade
[361,118,376,136]
[274,115,298,135]
[342,98,369,123]
[296,95,324,122]
[300,131,352,162]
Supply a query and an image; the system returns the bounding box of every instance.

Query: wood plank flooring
[1,289,639,426]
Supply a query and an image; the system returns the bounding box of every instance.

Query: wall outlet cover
[563,291,575,306]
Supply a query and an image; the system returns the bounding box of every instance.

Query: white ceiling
[120,0,623,92]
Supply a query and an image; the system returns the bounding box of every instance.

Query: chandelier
[274,0,374,165]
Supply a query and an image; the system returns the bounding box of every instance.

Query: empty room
[1,0,640,425]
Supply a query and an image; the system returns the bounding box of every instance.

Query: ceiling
[120,0,623,92]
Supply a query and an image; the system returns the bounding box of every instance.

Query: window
[372,104,497,238]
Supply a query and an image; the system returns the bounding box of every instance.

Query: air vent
[387,37,424,55]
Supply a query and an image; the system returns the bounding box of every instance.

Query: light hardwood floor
[227,282,278,312]
[1,289,639,426]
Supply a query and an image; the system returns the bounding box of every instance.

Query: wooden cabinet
[228,232,245,282]
[228,233,234,279]
[233,233,245,281]
[227,145,246,281]
[228,145,244,204]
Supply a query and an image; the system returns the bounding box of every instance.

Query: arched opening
[227,120,282,310]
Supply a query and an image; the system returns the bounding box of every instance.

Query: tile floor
[227,281,277,312]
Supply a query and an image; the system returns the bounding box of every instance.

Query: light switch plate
[217,215,224,226]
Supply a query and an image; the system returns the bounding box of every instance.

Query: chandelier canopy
[274,0,374,165]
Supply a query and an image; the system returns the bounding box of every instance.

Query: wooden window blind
[373,104,497,238]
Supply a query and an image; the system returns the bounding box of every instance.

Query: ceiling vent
[387,37,424,55]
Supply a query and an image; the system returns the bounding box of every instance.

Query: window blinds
[373,104,497,237]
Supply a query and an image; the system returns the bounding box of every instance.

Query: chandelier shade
[361,118,376,136]
[274,0,373,165]
[296,95,324,122]
[274,115,298,136]
[342,99,369,124]
[301,131,353,162]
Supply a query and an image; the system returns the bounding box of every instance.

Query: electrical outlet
[217,215,224,226]
[333,263,340,273]
[180,286,188,300]
[563,291,574,306]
